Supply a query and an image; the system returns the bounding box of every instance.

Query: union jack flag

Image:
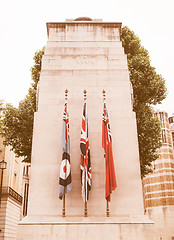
[59,102,72,199]
[80,102,91,202]
[102,102,117,202]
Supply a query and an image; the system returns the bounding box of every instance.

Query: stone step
[45,46,124,55]
[46,41,122,48]
[40,72,130,82]
[42,55,128,70]
[39,75,131,94]
[49,36,120,41]
[40,69,129,77]
[42,54,127,60]
[41,65,128,70]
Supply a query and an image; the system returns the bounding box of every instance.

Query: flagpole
[103,89,110,217]
[104,152,110,217]
[62,89,68,217]
[84,156,88,217]
[84,201,88,217]
[105,152,110,217]
[83,89,88,217]
[84,158,88,217]
[62,194,65,217]
[106,198,109,217]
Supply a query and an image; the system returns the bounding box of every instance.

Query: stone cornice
[46,22,122,37]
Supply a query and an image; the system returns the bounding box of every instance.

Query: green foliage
[120,26,167,177]
[121,26,167,108]
[1,48,44,162]
[136,104,162,177]
[0,100,4,130]
[0,100,4,154]
[31,47,45,90]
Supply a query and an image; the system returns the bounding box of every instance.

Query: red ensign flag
[102,102,117,202]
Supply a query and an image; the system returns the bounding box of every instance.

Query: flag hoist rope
[102,89,110,217]
[84,89,88,217]
[62,89,68,217]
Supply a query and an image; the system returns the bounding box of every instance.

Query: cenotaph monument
[17,18,154,239]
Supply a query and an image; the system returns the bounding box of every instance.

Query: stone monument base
[17,215,154,240]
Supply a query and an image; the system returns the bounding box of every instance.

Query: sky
[0,0,174,116]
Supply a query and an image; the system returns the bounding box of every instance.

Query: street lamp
[0,159,7,208]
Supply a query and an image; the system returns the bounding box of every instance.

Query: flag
[80,102,91,202]
[59,102,72,199]
[102,102,117,202]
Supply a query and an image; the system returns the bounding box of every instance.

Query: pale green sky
[0,0,173,115]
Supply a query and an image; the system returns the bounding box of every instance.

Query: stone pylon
[17,18,154,240]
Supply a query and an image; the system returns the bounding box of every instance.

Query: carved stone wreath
[74,17,92,21]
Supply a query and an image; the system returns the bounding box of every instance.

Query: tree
[136,104,162,176]
[1,48,44,162]
[120,26,167,177]
[0,100,4,129]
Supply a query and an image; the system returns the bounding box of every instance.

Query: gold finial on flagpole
[84,89,87,101]
[65,89,68,100]
[102,89,106,101]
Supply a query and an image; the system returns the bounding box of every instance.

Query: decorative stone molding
[2,187,22,205]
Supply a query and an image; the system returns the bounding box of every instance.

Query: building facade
[169,114,174,149]
[144,111,174,240]
[0,137,30,239]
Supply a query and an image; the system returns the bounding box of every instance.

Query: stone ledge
[19,215,153,225]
